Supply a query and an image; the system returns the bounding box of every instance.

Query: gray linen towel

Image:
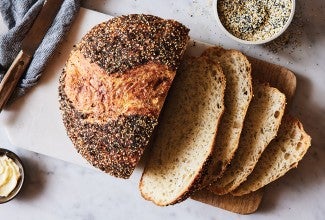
[0,0,80,101]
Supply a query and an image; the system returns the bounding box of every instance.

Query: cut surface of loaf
[232,115,311,196]
[208,83,286,195]
[139,56,226,206]
[59,14,189,178]
[202,47,253,179]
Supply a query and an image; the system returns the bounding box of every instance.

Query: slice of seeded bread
[208,83,286,195]
[139,56,226,206]
[232,115,311,196]
[202,47,253,179]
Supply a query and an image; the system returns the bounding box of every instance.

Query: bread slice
[202,47,253,179]
[232,115,311,196]
[208,83,286,195]
[59,14,189,178]
[139,56,226,206]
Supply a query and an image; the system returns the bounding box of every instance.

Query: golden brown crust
[64,50,175,123]
[59,74,157,178]
[59,14,189,178]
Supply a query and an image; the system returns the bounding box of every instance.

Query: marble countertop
[1,0,325,219]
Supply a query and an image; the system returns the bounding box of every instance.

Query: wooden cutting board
[0,7,296,214]
[191,189,264,215]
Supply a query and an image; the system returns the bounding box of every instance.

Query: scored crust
[59,14,189,178]
[59,83,157,178]
[63,50,175,123]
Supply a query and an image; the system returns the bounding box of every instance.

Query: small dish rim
[212,0,296,45]
[0,148,25,204]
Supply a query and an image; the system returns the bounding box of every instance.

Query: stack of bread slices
[139,46,311,210]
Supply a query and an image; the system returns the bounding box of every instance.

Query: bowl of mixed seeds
[213,0,295,44]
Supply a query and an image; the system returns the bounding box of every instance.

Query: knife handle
[0,50,32,112]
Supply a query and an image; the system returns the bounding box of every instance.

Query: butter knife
[0,0,64,112]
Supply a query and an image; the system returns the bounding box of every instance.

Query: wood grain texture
[191,189,264,215]
[0,50,32,111]
[191,50,296,215]
[248,56,296,104]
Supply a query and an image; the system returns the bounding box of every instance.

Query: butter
[0,155,21,197]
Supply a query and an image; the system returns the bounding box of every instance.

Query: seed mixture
[264,6,304,54]
[217,0,293,41]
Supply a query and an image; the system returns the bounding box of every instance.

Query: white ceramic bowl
[213,0,296,44]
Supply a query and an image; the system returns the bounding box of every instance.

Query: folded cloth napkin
[0,0,80,102]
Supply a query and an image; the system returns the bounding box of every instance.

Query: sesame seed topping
[59,14,189,178]
[218,0,293,41]
[59,78,158,178]
[78,14,189,74]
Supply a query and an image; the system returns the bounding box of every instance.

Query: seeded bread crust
[59,14,189,178]
[59,82,157,178]
[78,14,189,74]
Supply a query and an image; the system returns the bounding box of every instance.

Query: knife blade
[0,0,64,112]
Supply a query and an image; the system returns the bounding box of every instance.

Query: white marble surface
[0,0,325,219]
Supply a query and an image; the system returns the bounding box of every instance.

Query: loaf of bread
[209,83,286,195]
[202,47,253,179]
[139,56,226,206]
[59,14,189,178]
[232,115,311,196]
